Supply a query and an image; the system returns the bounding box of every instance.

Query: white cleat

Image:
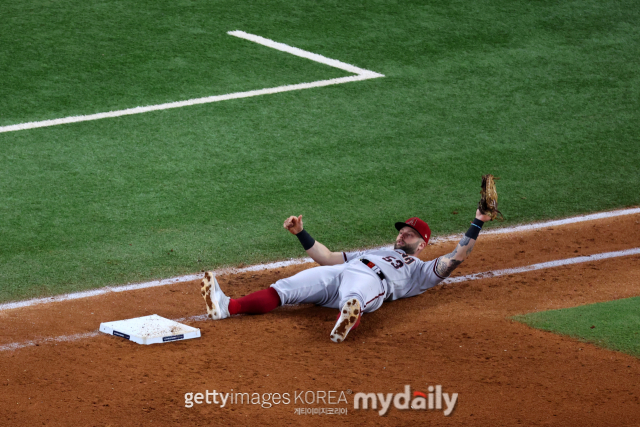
[200,271,230,320]
[330,298,361,343]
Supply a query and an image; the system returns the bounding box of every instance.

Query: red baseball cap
[395,217,431,244]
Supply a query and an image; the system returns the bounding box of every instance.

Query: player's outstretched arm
[435,209,491,278]
[283,215,344,266]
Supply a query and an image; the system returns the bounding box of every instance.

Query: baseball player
[200,208,491,343]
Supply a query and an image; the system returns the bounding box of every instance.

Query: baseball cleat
[200,271,230,320]
[330,298,362,343]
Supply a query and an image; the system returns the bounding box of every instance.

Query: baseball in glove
[478,174,504,221]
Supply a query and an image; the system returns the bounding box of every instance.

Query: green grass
[1,0,640,302]
[514,297,640,357]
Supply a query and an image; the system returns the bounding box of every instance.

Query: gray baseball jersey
[342,248,446,301]
[271,247,446,314]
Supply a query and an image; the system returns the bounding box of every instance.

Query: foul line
[431,207,640,243]
[443,247,640,284]
[0,314,210,352]
[0,332,100,352]
[484,207,640,235]
[2,247,639,351]
[0,31,384,133]
[0,207,638,312]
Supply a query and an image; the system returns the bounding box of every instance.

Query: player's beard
[394,240,421,255]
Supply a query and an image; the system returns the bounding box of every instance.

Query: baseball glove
[478,174,504,221]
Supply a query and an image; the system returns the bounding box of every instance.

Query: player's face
[394,227,424,255]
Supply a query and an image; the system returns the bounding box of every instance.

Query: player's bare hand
[283,215,304,235]
[476,209,492,223]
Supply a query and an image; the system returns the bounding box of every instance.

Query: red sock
[228,287,281,315]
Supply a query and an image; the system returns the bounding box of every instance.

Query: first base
[99,314,201,345]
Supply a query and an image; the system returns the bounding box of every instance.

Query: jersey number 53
[382,253,415,270]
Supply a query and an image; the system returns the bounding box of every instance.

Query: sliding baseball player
[200,176,500,343]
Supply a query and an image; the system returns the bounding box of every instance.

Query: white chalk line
[228,31,383,78]
[430,207,640,244]
[2,246,639,352]
[0,314,208,352]
[0,207,638,312]
[443,247,640,284]
[483,207,640,236]
[0,263,318,311]
[0,332,100,352]
[0,31,384,134]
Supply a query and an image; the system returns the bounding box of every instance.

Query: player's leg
[228,288,281,315]
[270,264,345,306]
[329,264,386,343]
[200,272,282,319]
[201,265,345,319]
[337,263,386,314]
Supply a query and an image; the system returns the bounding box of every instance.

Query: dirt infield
[1,212,639,426]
